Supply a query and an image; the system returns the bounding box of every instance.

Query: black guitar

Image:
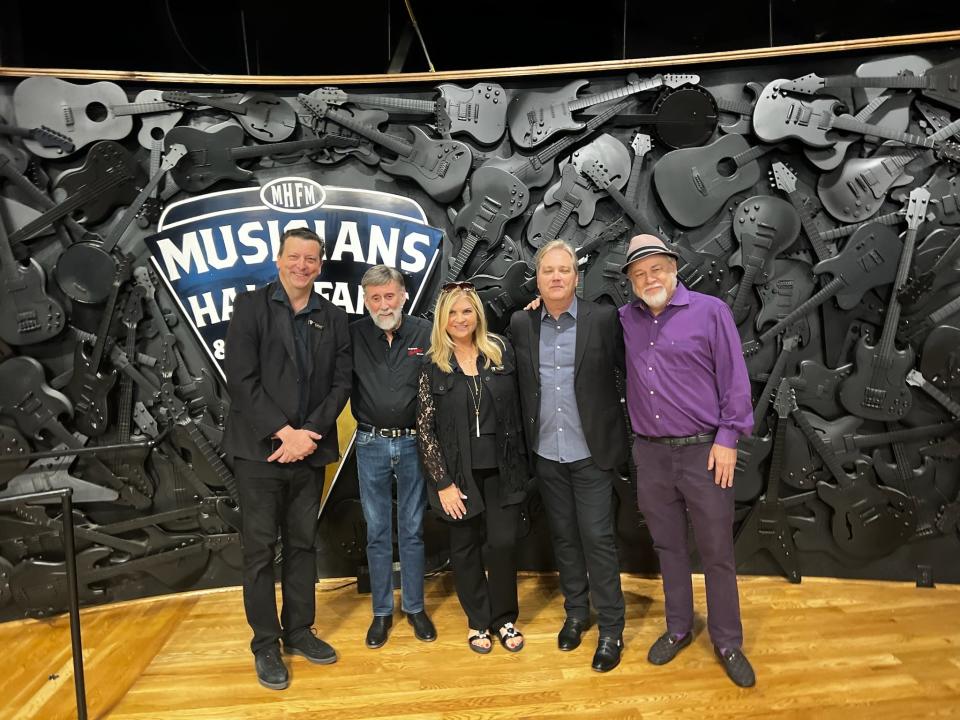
[164,124,359,193]
[507,72,697,149]
[714,81,762,135]
[310,82,508,145]
[898,295,960,346]
[906,369,960,419]
[298,94,472,204]
[162,90,298,142]
[734,379,802,583]
[0,121,74,155]
[447,166,529,280]
[0,202,65,346]
[786,358,852,419]
[62,257,128,437]
[790,394,917,559]
[742,221,903,355]
[782,58,960,112]
[899,230,960,307]
[840,188,930,421]
[8,141,143,244]
[734,333,800,503]
[653,134,777,228]
[754,259,816,335]
[769,161,834,262]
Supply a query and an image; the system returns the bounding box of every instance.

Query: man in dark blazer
[223,227,351,690]
[510,239,629,672]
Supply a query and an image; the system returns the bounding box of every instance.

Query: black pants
[447,469,520,632]
[536,455,625,638]
[235,457,322,654]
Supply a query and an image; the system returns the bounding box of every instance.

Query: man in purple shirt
[618,234,756,688]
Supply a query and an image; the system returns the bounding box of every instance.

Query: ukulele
[840,187,930,420]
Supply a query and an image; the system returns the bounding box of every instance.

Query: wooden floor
[2,572,959,720]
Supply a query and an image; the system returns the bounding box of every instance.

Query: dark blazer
[222,282,352,467]
[510,299,628,472]
[416,336,529,521]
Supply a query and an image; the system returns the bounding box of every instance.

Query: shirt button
[559,427,564,432]
[556,386,560,390]
[648,367,653,371]
[655,414,660,419]
[558,408,562,412]
[649,342,654,346]
[650,390,654,395]
[654,320,658,324]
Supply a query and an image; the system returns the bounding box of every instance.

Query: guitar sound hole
[85,102,109,123]
[715,157,737,177]
[150,126,165,141]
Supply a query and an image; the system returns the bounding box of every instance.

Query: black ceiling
[1,0,957,77]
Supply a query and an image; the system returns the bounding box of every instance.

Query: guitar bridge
[17,311,41,333]
[862,387,886,410]
[691,169,707,197]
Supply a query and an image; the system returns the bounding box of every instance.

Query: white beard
[642,287,668,310]
[371,307,402,331]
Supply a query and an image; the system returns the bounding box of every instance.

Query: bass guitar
[840,187,930,420]
[310,82,508,145]
[507,72,698,149]
[298,94,471,203]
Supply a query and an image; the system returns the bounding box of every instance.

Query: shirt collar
[630,282,689,316]
[374,314,406,342]
[541,295,578,322]
[271,280,321,313]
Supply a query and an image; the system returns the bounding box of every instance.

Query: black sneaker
[283,629,338,664]
[647,631,692,665]
[254,646,289,690]
[715,646,756,688]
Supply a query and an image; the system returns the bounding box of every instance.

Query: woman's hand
[439,484,468,519]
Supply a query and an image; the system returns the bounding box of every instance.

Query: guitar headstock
[779,73,825,95]
[630,132,652,160]
[581,158,612,191]
[310,87,349,106]
[774,378,796,419]
[769,161,798,193]
[663,74,699,89]
[297,93,329,121]
[905,369,924,388]
[161,143,187,171]
[160,90,197,107]
[121,285,145,329]
[133,266,157,300]
[936,140,960,166]
[905,186,931,231]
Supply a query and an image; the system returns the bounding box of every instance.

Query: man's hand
[438,483,468,519]
[268,425,323,463]
[707,443,737,488]
[523,296,542,312]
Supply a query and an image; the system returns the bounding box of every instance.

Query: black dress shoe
[557,618,589,651]
[283,629,338,664]
[647,631,692,665]
[715,646,756,688]
[365,615,393,649]
[407,611,437,642]
[254,646,290,690]
[592,636,623,672]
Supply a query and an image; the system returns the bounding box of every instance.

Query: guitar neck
[447,231,480,281]
[754,346,792,425]
[765,415,789,501]
[824,75,927,90]
[346,92,435,114]
[89,280,124,372]
[819,211,901,241]
[715,97,753,116]
[758,276,844,343]
[734,143,775,168]
[116,333,136,442]
[901,295,960,343]
[912,376,960,418]
[546,198,578,242]
[568,77,661,112]
[830,115,934,148]
[531,99,634,169]
[323,106,411,156]
[786,187,832,262]
[624,150,648,206]
[112,101,183,117]
[600,183,645,227]
[101,162,172,254]
[854,420,960,451]
[231,136,349,160]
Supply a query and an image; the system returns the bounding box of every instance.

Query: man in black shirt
[224,227,351,690]
[351,265,436,648]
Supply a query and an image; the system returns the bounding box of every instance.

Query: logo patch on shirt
[408,347,424,356]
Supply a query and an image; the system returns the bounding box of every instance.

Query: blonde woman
[416,282,529,654]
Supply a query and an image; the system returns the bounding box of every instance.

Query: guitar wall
[1,41,960,621]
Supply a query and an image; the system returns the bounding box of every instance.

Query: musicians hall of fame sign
[144,177,444,379]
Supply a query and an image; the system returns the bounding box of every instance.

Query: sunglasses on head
[440,281,475,292]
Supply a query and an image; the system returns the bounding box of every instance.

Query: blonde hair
[428,287,503,373]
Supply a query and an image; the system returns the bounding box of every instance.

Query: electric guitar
[840,187,930,420]
[769,161,834,262]
[162,90,298,142]
[0,121,74,155]
[781,58,960,111]
[310,82,508,145]
[298,94,472,203]
[507,72,698,149]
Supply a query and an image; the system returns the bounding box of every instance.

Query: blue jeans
[355,431,427,616]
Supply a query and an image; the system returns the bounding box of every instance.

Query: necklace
[468,373,482,438]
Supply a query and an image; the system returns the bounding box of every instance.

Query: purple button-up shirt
[618,283,753,448]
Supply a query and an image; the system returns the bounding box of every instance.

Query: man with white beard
[350,265,436,649]
[618,235,756,688]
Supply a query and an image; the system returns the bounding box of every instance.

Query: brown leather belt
[636,432,716,447]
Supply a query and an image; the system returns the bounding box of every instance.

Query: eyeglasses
[440,281,475,292]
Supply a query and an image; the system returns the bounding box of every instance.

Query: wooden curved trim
[0,29,958,85]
